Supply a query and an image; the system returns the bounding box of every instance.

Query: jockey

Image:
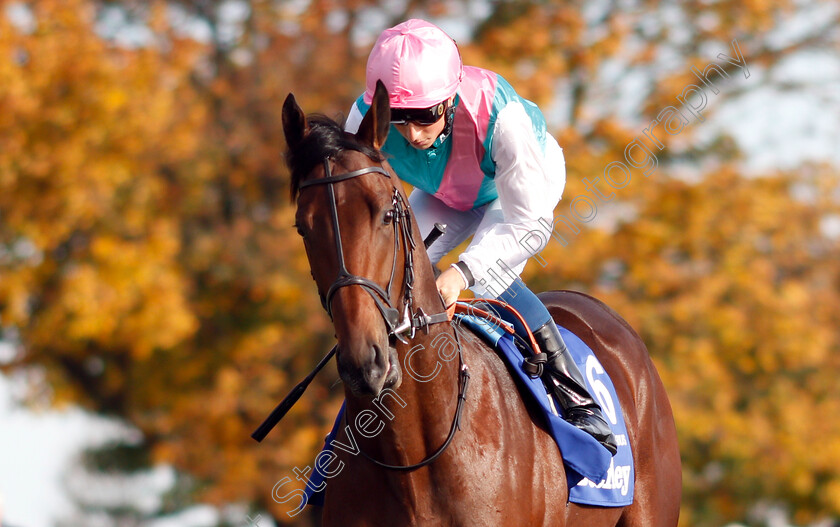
[345,19,617,455]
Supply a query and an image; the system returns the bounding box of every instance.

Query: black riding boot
[533,321,618,455]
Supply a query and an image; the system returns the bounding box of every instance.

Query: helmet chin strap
[439,100,457,141]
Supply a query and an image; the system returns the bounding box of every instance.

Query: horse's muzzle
[337,342,402,396]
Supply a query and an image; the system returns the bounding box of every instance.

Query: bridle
[298,157,449,343]
[297,155,470,472]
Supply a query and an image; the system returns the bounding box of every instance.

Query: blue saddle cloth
[301,312,634,509]
[456,314,635,507]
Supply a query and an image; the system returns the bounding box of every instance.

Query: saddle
[452,299,635,507]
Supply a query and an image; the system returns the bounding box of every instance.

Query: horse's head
[283,82,414,397]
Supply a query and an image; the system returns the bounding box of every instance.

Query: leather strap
[298,166,389,188]
[359,326,470,472]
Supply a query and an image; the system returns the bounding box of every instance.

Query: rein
[360,326,470,472]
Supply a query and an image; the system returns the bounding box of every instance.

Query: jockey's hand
[436,266,466,308]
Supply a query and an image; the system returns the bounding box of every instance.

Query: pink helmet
[364,19,463,108]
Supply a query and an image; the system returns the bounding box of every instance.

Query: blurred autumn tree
[531,163,840,526]
[0,0,338,523]
[0,0,839,526]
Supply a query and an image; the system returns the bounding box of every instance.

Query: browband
[298,166,390,189]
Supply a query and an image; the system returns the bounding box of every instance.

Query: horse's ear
[282,93,308,149]
[356,80,390,149]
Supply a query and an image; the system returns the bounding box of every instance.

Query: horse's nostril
[372,343,388,368]
[335,341,386,396]
[352,343,386,396]
[369,343,387,371]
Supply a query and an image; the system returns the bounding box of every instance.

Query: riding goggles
[390,101,448,126]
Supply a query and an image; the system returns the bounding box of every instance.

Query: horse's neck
[345,268,463,467]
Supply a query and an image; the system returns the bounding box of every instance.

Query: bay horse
[282,81,681,526]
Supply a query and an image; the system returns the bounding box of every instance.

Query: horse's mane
[287,114,385,201]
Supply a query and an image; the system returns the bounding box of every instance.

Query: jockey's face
[392,96,454,150]
[394,117,446,150]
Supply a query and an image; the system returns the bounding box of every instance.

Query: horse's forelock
[288,114,385,201]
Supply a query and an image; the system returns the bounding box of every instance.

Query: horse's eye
[383,210,395,224]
